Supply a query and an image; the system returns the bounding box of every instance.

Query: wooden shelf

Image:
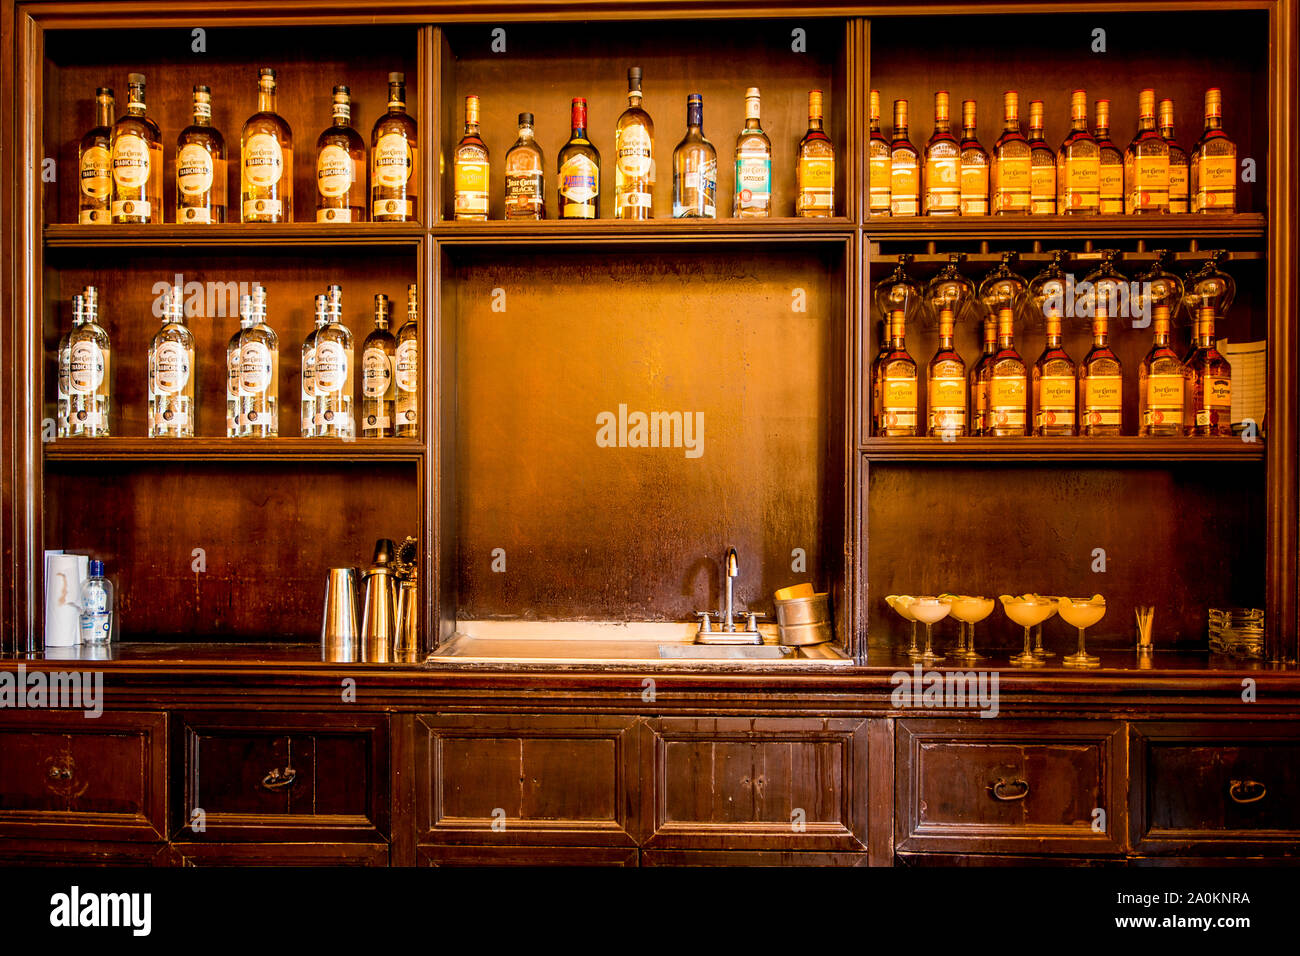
[865,213,1267,242]
[43,437,423,463]
[433,217,855,243]
[860,436,1266,462]
[43,222,424,250]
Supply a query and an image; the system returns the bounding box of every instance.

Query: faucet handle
[744,611,767,631]
[695,611,713,633]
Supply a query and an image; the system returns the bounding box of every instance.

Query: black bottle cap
[127,73,145,86]
[334,85,350,96]
[372,538,397,567]
[96,87,114,97]
[628,66,642,88]
[388,72,405,85]
[518,112,534,125]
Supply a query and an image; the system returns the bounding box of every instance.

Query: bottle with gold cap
[1124,89,1169,214]
[395,284,419,437]
[240,68,293,223]
[873,309,917,436]
[111,74,163,224]
[1057,90,1099,215]
[867,90,891,217]
[1184,305,1232,436]
[453,95,489,220]
[969,316,997,436]
[1159,99,1189,213]
[958,99,988,216]
[991,91,1030,215]
[1080,300,1123,436]
[889,98,919,217]
[1033,304,1076,436]
[372,72,418,222]
[1094,99,1124,215]
[1191,88,1236,214]
[927,306,966,438]
[79,88,114,224]
[316,85,366,223]
[1027,100,1056,215]
[796,90,835,217]
[981,306,1027,436]
[923,91,960,216]
[1138,304,1185,436]
[176,86,227,223]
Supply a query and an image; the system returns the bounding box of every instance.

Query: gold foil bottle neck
[1002,91,1019,123]
[1154,304,1171,334]
[934,90,950,124]
[1028,99,1044,130]
[869,89,881,123]
[808,89,824,121]
[1095,99,1111,131]
[464,94,480,125]
[893,98,908,131]
[745,88,761,120]
[1204,87,1223,120]
[1159,98,1175,129]
[1138,88,1156,120]
[962,99,977,129]
[1070,90,1088,122]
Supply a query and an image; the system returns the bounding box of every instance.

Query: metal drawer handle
[1228,778,1267,804]
[991,778,1030,801]
[260,767,297,791]
[47,766,73,781]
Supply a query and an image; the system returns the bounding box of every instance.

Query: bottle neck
[997,314,1015,348]
[333,105,351,127]
[258,90,275,114]
[628,91,643,109]
[517,124,535,142]
[687,103,703,130]
[127,95,146,117]
[807,115,823,132]
[464,120,480,137]
[1196,311,1216,345]
[1092,317,1110,346]
[96,99,115,127]
[1204,113,1222,132]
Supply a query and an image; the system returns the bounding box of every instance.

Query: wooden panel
[418,844,637,866]
[415,713,640,846]
[641,848,866,866]
[643,716,867,851]
[1131,721,1300,855]
[170,842,389,866]
[896,719,1126,855]
[176,711,389,841]
[896,852,1120,867]
[0,839,172,866]
[0,710,166,841]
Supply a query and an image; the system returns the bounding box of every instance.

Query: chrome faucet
[695,547,763,645]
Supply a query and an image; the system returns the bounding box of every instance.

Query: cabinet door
[0,710,166,841]
[896,719,1127,856]
[417,845,638,866]
[416,714,641,846]
[169,842,389,866]
[1131,721,1300,855]
[174,711,389,842]
[641,716,869,852]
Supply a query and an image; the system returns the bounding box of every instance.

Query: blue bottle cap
[89,559,105,576]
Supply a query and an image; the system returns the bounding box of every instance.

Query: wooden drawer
[417,845,638,866]
[0,710,166,841]
[642,717,869,852]
[170,842,389,866]
[1131,721,1300,855]
[416,713,640,846]
[174,712,389,841]
[896,719,1126,855]
[0,840,171,866]
[642,849,867,866]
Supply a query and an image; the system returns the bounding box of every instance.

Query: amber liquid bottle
[1094,99,1125,215]
[873,309,918,437]
[1080,303,1123,436]
[1184,305,1233,436]
[176,85,227,223]
[991,91,1030,215]
[79,88,114,224]
[372,72,418,222]
[796,90,835,217]
[1191,88,1236,214]
[1160,98,1189,214]
[981,307,1027,436]
[1124,88,1169,214]
[110,74,163,224]
[922,91,960,216]
[1032,307,1076,436]
[558,98,601,219]
[241,68,293,223]
[453,95,489,220]
[889,99,919,217]
[1057,89,1099,215]
[867,90,891,217]
[927,307,966,438]
[504,112,546,220]
[968,317,997,437]
[316,85,366,223]
[958,99,989,216]
[1138,304,1185,436]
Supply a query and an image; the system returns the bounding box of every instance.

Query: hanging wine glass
[1182,250,1236,321]
[1019,249,1069,332]
[1076,249,1130,332]
[1133,249,1186,327]
[976,251,1028,325]
[921,253,975,331]
[873,253,924,324]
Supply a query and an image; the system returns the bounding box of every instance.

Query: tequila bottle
[1032,306,1077,436]
[1094,99,1124,215]
[927,306,966,438]
[872,309,918,437]
[176,85,227,223]
[1184,305,1232,436]
[110,74,162,223]
[68,286,110,436]
[301,294,329,437]
[1138,304,1185,436]
[316,85,366,223]
[1160,99,1189,214]
[453,94,489,220]
[1125,89,1169,214]
[395,283,419,437]
[796,90,835,217]
[1027,100,1056,215]
[227,295,256,436]
[57,294,87,437]
[1057,90,1099,215]
[1079,302,1123,436]
[78,88,114,224]
[361,294,397,438]
[558,98,600,219]
[981,306,1027,436]
[672,93,716,218]
[958,99,989,216]
[314,285,354,438]
[241,68,293,223]
[991,91,1030,215]
[372,72,418,222]
[968,316,997,436]
[867,89,891,217]
[1191,89,1236,214]
[239,284,278,436]
[922,91,960,216]
[888,98,918,217]
[733,88,772,218]
[149,287,195,437]
[504,113,545,220]
[614,67,654,219]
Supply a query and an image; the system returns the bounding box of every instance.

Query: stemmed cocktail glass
[947,595,995,663]
[886,595,920,657]
[1058,595,1106,668]
[1032,596,1058,660]
[909,596,951,663]
[1000,594,1055,667]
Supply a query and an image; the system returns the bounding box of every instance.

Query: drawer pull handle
[991,778,1030,802]
[260,767,298,791]
[47,766,73,781]
[1228,778,1266,804]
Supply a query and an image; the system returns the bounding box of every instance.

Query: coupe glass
[1058,595,1106,668]
[1032,595,1058,659]
[948,595,995,663]
[909,596,951,663]
[1000,594,1055,667]
[886,594,920,657]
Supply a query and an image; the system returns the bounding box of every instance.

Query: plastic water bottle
[78,559,114,645]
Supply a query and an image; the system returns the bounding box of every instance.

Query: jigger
[322,567,360,661]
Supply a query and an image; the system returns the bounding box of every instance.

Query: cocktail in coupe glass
[1000,594,1055,667]
[948,594,995,663]
[910,596,952,663]
[886,595,920,657]
[1032,595,1058,659]
[1058,595,1106,668]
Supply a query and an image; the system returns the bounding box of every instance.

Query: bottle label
[1198,154,1235,210]
[1099,161,1124,213]
[244,132,284,187]
[882,378,918,429]
[69,341,105,393]
[1168,161,1189,211]
[869,152,891,211]
[993,156,1030,212]
[375,132,414,188]
[362,347,393,397]
[1062,156,1100,211]
[302,347,316,395]
[735,150,772,211]
[316,144,354,197]
[1131,155,1169,209]
[1036,375,1076,426]
[616,126,653,178]
[560,154,599,215]
[959,161,988,215]
[80,145,112,199]
[890,155,917,215]
[1084,375,1123,425]
[989,377,1026,429]
[396,340,418,392]
[928,375,965,429]
[79,209,112,224]
[373,199,413,219]
[799,156,835,212]
[318,207,352,222]
[1197,377,1232,426]
[1146,374,1185,426]
[924,155,960,212]
[505,170,544,204]
[314,341,348,392]
[454,159,489,216]
[239,341,273,393]
[180,207,212,223]
[153,341,191,394]
[112,134,151,189]
[243,198,281,219]
[177,143,214,195]
[1030,163,1055,213]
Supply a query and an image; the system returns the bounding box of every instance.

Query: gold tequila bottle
[981,306,1027,436]
[1160,99,1189,214]
[361,294,397,438]
[558,98,600,219]
[504,113,545,220]
[888,99,918,217]
[301,294,329,437]
[922,91,960,216]
[372,72,418,222]
[1027,100,1056,215]
[316,85,366,223]
[671,93,716,218]
[1094,99,1124,215]
[1079,302,1123,436]
[1138,304,1185,436]
[1191,88,1236,213]
[57,294,87,436]
[239,284,278,436]
[79,88,114,224]
[991,91,1030,215]
[1032,306,1077,436]
[873,309,917,436]
[241,68,293,223]
[733,88,772,218]
[958,99,988,216]
[927,306,966,438]
[1124,89,1169,214]
[68,286,110,436]
[110,74,162,223]
[314,285,354,438]
[867,90,891,217]
[1057,90,1099,215]
[395,284,419,437]
[614,67,654,219]
[796,90,835,217]
[453,94,489,220]
[1184,305,1232,436]
[176,85,226,223]
[148,287,195,438]
[968,316,997,436]
[227,295,256,436]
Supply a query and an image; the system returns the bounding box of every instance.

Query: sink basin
[657,644,793,660]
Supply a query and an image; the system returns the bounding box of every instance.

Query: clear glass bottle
[981,306,1027,436]
[968,316,997,437]
[176,85,227,223]
[1184,305,1232,436]
[241,68,293,223]
[614,67,654,219]
[1160,99,1189,214]
[558,98,600,219]
[1138,304,1185,437]
[923,91,960,216]
[361,294,397,438]
[79,88,114,224]
[991,91,1030,215]
[1027,100,1056,215]
[867,90,891,217]
[453,94,489,221]
[395,283,419,437]
[57,294,86,437]
[301,294,329,437]
[1125,88,1169,214]
[733,88,772,218]
[958,99,989,216]
[1032,305,1077,436]
[927,306,966,438]
[372,72,418,222]
[78,560,114,645]
[1094,99,1125,215]
[873,309,918,437]
[1057,90,1099,215]
[1191,88,1236,214]
[110,74,162,224]
[888,98,918,217]
[239,284,278,436]
[68,285,110,437]
[314,285,354,438]
[672,93,716,218]
[148,286,195,437]
[316,85,366,223]
[227,295,256,437]
[1079,301,1123,436]
[504,112,545,220]
[796,90,835,217]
